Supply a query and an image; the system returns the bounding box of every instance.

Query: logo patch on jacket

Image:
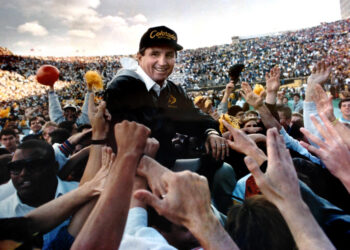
[168,95,177,108]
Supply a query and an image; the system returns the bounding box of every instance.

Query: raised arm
[223,120,267,166]
[48,86,65,124]
[241,81,281,130]
[300,113,350,193]
[304,60,332,141]
[311,83,350,149]
[265,66,281,105]
[71,121,150,250]
[244,128,335,250]
[217,81,235,115]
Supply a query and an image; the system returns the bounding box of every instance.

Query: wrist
[92,132,107,140]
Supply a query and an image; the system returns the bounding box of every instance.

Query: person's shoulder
[0,192,19,218]
[107,69,143,90]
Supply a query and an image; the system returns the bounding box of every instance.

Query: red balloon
[36,65,60,86]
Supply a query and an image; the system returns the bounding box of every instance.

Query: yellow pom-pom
[253,84,265,96]
[20,119,27,127]
[85,71,103,90]
[0,107,10,118]
[194,96,204,106]
[218,113,240,134]
[204,99,212,109]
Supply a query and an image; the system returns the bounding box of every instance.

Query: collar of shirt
[136,66,167,97]
[340,116,350,124]
[9,177,79,217]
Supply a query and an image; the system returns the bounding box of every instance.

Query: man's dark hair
[276,104,292,119]
[228,64,244,83]
[138,47,178,58]
[293,93,300,98]
[58,121,75,135]
[18,139,55,164]
[338,97,350,108]
[228,105,243,117]
[49,128,70,144]
[0,128,16,139]
[77,124,92,133]
[29,116,38,125]
[226,195,295,250]
[22,134,42,142]
[0,154,12,184]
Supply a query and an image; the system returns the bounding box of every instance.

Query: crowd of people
[0,21,349,250]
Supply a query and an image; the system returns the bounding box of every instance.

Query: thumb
[134,189,162,210]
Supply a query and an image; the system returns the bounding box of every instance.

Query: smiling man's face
[10,149,51,201]
[137,45,176,86]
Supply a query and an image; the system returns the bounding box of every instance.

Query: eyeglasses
[8,158,47,175]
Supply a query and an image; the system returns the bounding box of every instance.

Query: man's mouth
[154,67,168,73]
[19,181,32,188]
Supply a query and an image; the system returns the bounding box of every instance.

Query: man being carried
[105,26,227,167]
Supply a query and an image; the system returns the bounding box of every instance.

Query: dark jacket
[105,69,219,167]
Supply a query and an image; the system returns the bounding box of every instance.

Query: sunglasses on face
[8,158,47,175]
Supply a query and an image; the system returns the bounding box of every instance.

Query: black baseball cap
[139,26,183,52]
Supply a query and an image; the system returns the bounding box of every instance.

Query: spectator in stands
[276,104,292,131]
[291,112,304,126]
[29,116,43,135]
[48,84,92,126]
[339,98,350,124]
[0,128,17,154]
[291,93,303,113]
[42,121,58,143]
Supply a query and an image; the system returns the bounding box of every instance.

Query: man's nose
[18,167,28,177]
[158,55,168,66]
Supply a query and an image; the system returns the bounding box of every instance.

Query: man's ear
[136,52,142,63]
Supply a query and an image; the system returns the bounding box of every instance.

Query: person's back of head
[58,121,76,135]
[0,154,12,185]
[228,105,243,117]
[226,195,296,250]
[49,128,70,144]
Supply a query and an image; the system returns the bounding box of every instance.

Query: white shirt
[119,207,176,250]
[136,66,167,97]
[0,180,16,201]
[0,177,78,218]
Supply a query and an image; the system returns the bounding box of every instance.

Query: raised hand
[114,121,150,157]
[244,128,300,206]
[307,60,332,86]
[143,137,160,158]
[241,82,265,109]
[300,113,350,192]
[88,98,111,140]
[137,155,171,198]
[266,66,281,93]
[85,146,115,195]
[311,84,336,122]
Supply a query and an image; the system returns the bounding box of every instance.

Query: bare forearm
[266,92,277,105]
[278,200,335,250]
[189,213,239,250]
[221,92,230,104]
[79,145,103,185]
[257,104,282,130]
[72,153,140,250]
